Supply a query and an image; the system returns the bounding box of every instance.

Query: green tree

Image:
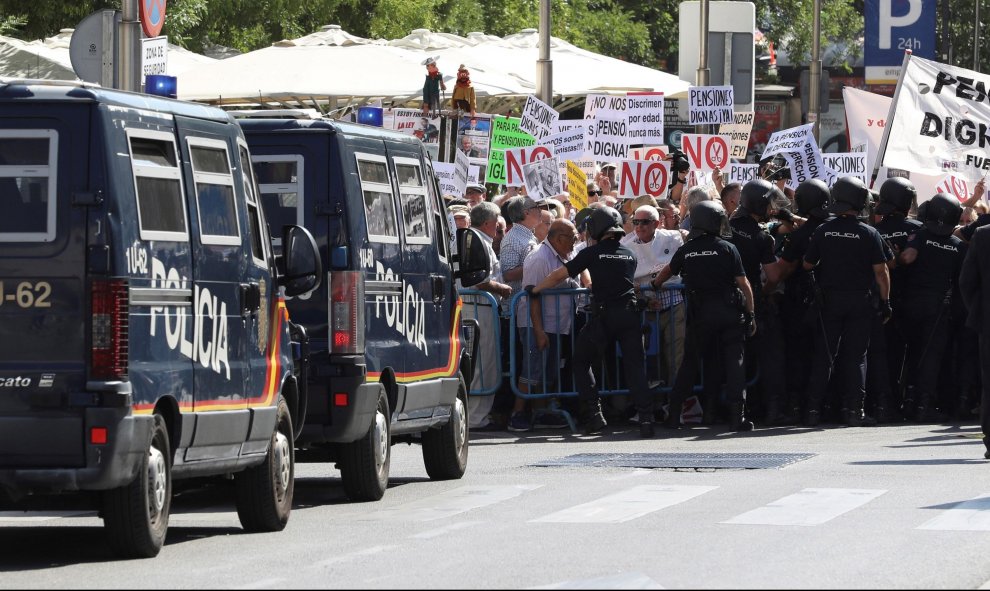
[756,0,863,70]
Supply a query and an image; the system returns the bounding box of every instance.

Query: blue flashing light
[357,106,384,127]
[145,75,177,99]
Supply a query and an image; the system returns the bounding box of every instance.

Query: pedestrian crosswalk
[3,485,990,532]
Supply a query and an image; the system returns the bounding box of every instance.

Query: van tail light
[91,279,129,380]
[329,271,364,354]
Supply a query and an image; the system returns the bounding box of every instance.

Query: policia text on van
[239,113,491,502]
[0,80,321,558]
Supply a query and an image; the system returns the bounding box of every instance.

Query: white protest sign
[719,111,755,159]
[681,134,731,173]
[783,135,836,189]
[584,94,627,119]
[688,85,735,126]
[555,120,580,133]
[617,159,671,199]
[630,145,669,162]
[911,173,980,204]
[822,153,868,186]
[626,92,665,145]
[585,117,630,159]
[882,55,990,181]
[572,158,597,178]
[433,162,459,197]
[504,144,554,186]
[454,149,471,194]
[728,163,760,184]
[541,127,586,162]
[519,95,559,141]
[762,123,816,160]
[523,157,563,201]
[843,87,890,180]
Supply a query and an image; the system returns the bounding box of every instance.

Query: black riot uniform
[868,177,923,421]
[656,200,755,432]
[803,177,892,427]
[777,179,830,422]
[729,179,786,424]
[559,207,653,436]
[900,194,965,422]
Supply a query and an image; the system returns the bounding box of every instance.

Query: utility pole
[118,0,141,91]
[809,0,822,142]
[976,0,981,71]
[537,0,553,106]
[697,0,711,133]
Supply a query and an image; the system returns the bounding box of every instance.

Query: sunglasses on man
[589,190,603,196]
[631,218,657,226]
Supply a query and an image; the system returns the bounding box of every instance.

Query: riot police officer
[802,177,892,427]
[869,177,922,421]
[529,207,654,437]
[652,200,757,432]
[773,179,831,424]
[728,179,785,424]
[899,193,965,422]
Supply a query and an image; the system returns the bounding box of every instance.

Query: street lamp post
[809,0,822,142]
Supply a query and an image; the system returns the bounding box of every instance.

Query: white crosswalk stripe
[531,484,718,524]
[722,488,887,526]
[359,484,543,522]
[917,493,990,531]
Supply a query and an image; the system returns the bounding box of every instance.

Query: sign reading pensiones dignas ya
[881,55,990,180]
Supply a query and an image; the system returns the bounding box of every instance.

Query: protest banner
[879,54,990,181]
[584,94,627,119]
[519,95,559,141]
[843,87,890,178]
[485,116,533,184]
[454,149,471,194]
[572,158,597,179]
[618,159,671,199]
[523,157,562,201]
[433,162,460,197]
[783,135,836,190]
[626,91,665,145]
[910,172,985,204]
[762,123,815,160]
[719,111,755,159]
[541,127,586,162]
[728,163,759,184]
[681,134,731,173]
[567,160,589,209]
[822,153,868,186]
[688,85,735,126]
[505,144,554,187]
[390,108,441,144]
[585,116,630,159]
[630,145,669,162]
[556,120,580,133]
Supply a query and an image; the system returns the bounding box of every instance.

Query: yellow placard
[567,160,588,210]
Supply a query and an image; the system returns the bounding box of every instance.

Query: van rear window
[253,155,303,245]
[0,130,57,242]
[129,131,188,241]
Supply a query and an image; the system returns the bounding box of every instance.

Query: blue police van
[237,113,490,501]
[0,80,321,557]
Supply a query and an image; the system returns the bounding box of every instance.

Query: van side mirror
[280,225,322,297]
[455,227,491,287]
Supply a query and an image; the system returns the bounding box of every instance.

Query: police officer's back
[802,177,892,426]
[898,193,965,422]
[653,200,757,431]
[530,206,654,437]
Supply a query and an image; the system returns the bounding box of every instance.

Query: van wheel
[103,414,171,558]
[235,396,294,532]
[422,374,469,480]
[339,388,390,501]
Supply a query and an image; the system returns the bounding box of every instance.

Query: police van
[237,113,490,501]
[0,80,321,557]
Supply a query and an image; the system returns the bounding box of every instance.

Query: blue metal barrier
[458,289,504,396]
[458,285,758,432]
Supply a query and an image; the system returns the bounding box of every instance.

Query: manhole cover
[532,452,815,470]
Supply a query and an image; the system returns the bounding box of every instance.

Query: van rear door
[0,108,90,466]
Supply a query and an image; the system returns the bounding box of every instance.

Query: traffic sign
[140,0,167,38]
[142,36,168,77]
[864,0,936,84]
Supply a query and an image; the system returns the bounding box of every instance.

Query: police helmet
[687,200,730,240]
[586,206,626,241]
[875,177,917,216]
[794,179,830,219]
[923,193,963,237]
[736,179,779,221]
[828,176,870,214]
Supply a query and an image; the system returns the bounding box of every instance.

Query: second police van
[237,112,491,501]
[0,80,321,557]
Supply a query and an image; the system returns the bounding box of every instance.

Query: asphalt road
[3,420,990,589]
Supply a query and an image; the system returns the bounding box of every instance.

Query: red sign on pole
[140,0,167,38]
